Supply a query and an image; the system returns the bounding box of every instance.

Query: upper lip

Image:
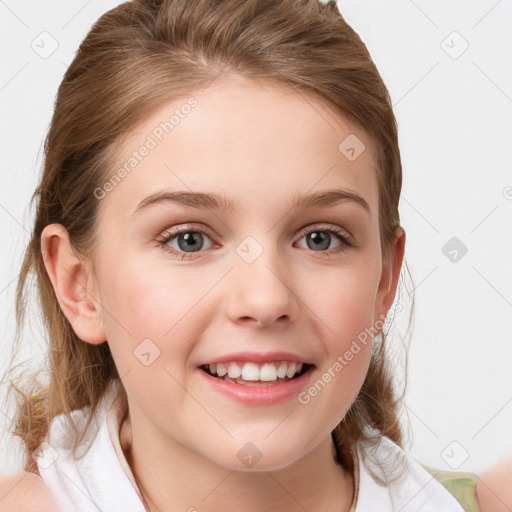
[198,351,313,366]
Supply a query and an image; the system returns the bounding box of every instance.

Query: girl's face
[83,75,404,471]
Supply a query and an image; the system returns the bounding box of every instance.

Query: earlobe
[375,227,406,318]
[41,224,106,345]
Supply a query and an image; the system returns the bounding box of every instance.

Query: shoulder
[0,471,59,512]
[476,457,512,512]
[420,457,512,512]
[420,463,481,512]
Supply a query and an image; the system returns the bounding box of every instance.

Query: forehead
[99,75,379,220]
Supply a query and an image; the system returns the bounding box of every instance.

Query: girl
[0,0,498,510]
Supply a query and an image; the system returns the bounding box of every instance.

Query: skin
[38,74,405,511]
[0,472,58,511]
[1,460,510,511]
[476,457,512,512]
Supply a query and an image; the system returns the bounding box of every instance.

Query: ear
[40,223,106,345]
[374,226,406,322]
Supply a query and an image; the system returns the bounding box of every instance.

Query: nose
[226,242,300,328]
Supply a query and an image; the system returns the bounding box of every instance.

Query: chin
[205,441,309,473]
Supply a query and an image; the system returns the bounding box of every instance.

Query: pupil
[308,231,330,251]
[178,232,202,252]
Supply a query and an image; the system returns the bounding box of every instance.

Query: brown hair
[6,0,413,474]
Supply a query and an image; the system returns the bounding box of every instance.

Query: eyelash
[156,224,354,260]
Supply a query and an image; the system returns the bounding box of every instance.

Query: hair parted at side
[6,0,413,474]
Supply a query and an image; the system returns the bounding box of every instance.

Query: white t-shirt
[35,384,466,512]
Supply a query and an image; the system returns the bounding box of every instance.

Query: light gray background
[1,0,511,477]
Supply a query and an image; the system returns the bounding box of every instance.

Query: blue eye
[296,229,350,251]
[295,227,352,253]
[156,224,353,260]
[157,228,215,259]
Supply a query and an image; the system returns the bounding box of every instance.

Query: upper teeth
[207,361,304,381]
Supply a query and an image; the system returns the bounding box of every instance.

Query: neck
[122,414,355,512]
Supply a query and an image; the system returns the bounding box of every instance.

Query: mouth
[200,361,313,386]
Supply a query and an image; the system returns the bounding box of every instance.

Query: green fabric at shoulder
[420,462,481,512]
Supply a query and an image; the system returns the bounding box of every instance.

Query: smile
[201,361,312,386]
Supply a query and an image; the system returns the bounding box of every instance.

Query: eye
[156,226,215,260]
[156,223,354,260]
[295,225,353,254]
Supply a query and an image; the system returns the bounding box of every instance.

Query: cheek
[96,255,217,372]
[96,260,180,365]
[310,258,381,346]
[100,273,169,333]
[301,259,379,408]
[300,293,374,429]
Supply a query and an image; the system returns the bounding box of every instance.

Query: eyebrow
[131,188,371,218]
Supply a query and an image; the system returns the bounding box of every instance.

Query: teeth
[216,363,227,377]
[207,361,306,382]
[227,362,242,379]
[241,362,260,381]
[286,362,297,378]
[277,362,287,379]
[260,363,277,381]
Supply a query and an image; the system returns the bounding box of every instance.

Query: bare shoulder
[0,472,59,511]
[477,457,512,512]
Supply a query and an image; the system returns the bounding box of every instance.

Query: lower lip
[197,367,314,405]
